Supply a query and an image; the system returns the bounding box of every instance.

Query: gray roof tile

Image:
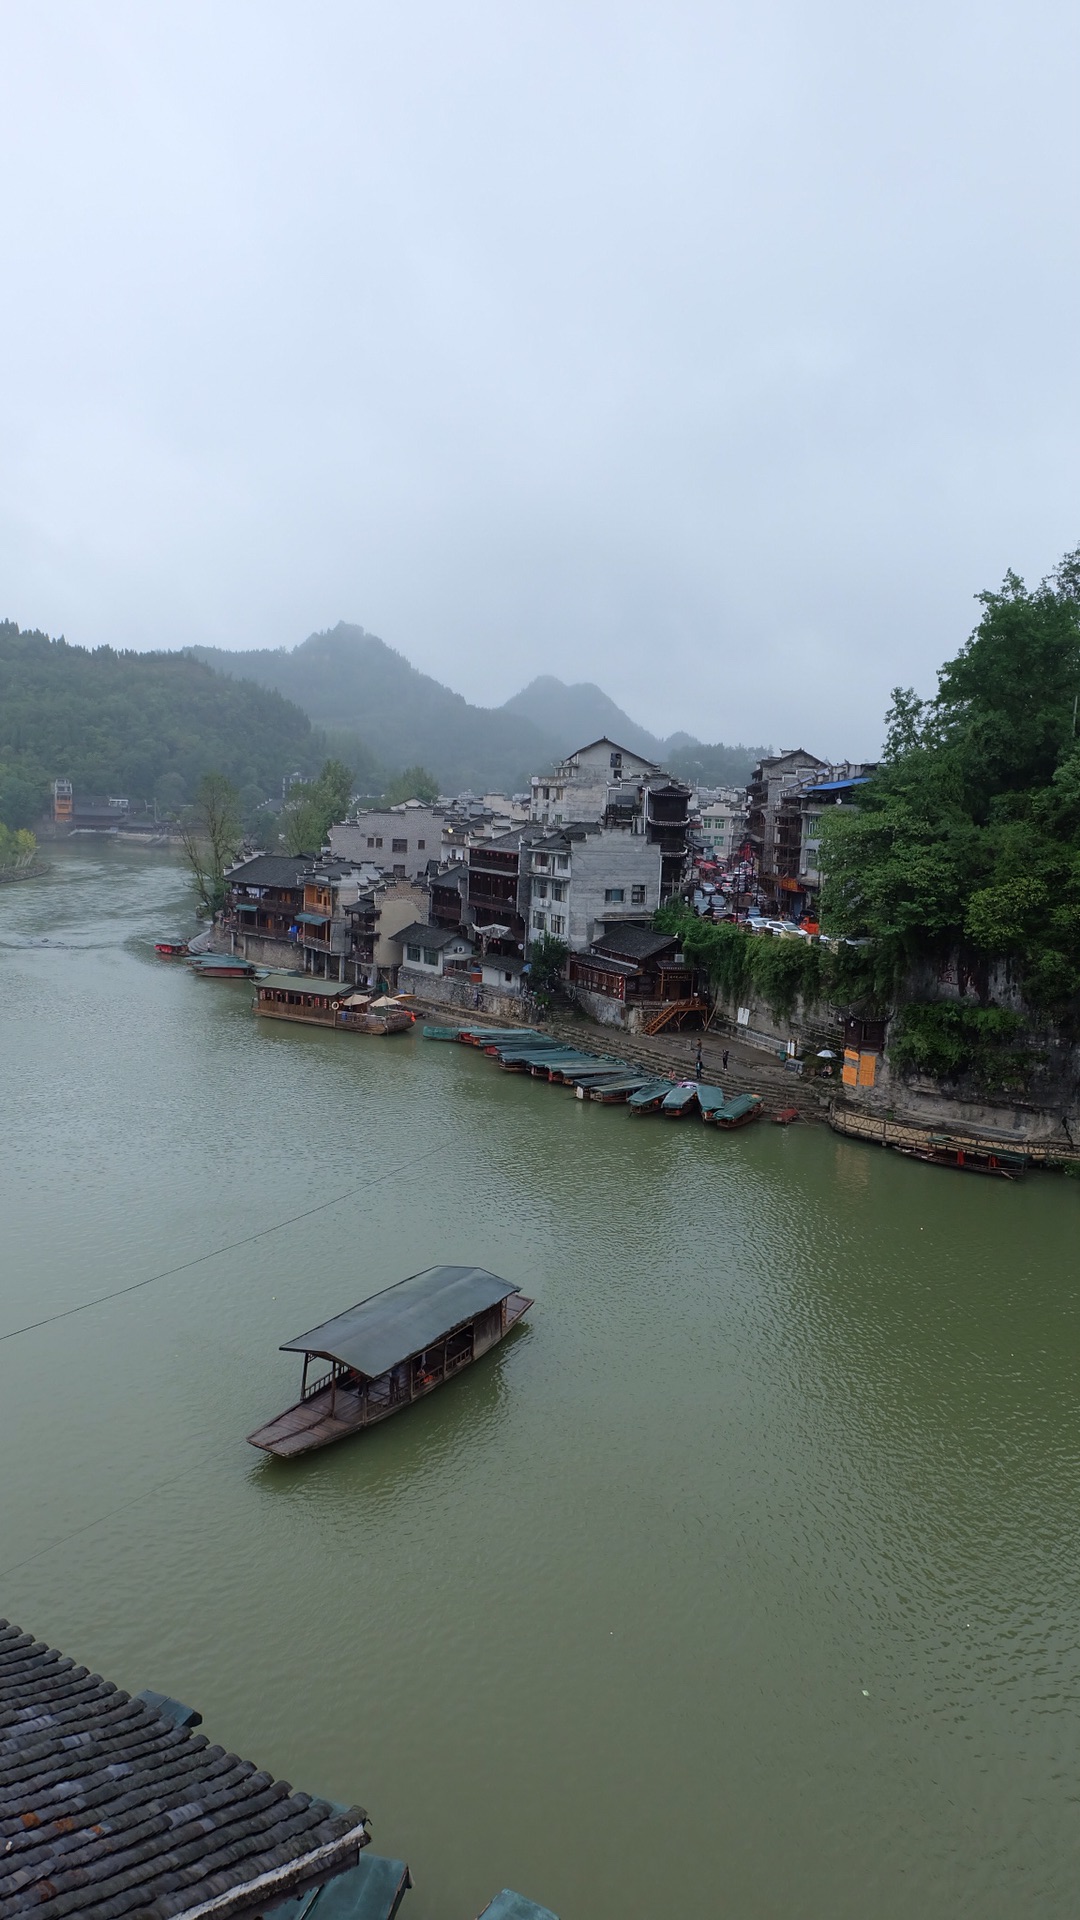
[0,1623,368,1920]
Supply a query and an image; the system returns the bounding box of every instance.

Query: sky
[1,1,1079,758]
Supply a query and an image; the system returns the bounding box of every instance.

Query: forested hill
[193,624,766,793]
[190,626,552,794]
[0,623,378,828]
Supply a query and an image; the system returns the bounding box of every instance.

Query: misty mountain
[192,623,767,794]
[502,677,769,788]
[501,675,663,762]
[190,626,551,794]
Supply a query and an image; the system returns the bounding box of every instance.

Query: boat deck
[248,1291,533,1458]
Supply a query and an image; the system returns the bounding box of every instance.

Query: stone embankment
[411,998,829,1121]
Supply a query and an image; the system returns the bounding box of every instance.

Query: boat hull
[248,1292,533,1457]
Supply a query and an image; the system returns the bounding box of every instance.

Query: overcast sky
[2,1,1078,756]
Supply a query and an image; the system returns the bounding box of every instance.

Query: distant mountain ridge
[193,625,768,793]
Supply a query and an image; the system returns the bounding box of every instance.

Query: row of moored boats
[424,1024,764,1127]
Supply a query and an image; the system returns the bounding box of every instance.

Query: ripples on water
[3,846,1080,1919]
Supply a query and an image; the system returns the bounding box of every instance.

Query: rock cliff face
[710,957,1080,1150]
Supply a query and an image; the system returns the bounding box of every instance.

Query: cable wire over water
[0,1140,450,1344]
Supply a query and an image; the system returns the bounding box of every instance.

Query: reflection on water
[3,844,1080,1920]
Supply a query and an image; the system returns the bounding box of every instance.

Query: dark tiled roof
[226,855,309,890]
[0,1620,368,1920]
[593,923,677,962]
[393,923,468,951]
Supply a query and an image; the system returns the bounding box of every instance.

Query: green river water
[3,845,1080,1919]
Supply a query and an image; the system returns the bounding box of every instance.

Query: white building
[525,824,665,954]
[692,787,748,863]
[328,803,442,881]
[530,736,663,827]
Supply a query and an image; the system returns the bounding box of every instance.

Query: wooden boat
[893,1139,1026,1177]
[422,1024,464,1040]
[661,1084,699,1116]
[154,937,189,958]
[248,1266,533,1458]
[627,1081,673,1113]
[255,972,352,1024]
[188,953,256,979]
[695,1083,728,1120]
[556,1061,630,1085]
[773,1106,800,1125]
[708,1093,764,1130]
[588,1076,652,1103]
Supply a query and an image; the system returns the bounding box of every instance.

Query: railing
[302,1367,336,1400]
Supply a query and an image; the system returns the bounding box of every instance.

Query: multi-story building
[525,824,665,953]
[692,787,748,865]
[224,853,312,962]
[466,825,548,961]
[745,751,829,907]
[530,736,663,827]
[785,767,875,917]
[329,803,441,881]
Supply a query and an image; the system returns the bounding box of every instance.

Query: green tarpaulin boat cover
[281,1266,518,1378]
[478,1892,560,1920]
[265,1853,411,1920]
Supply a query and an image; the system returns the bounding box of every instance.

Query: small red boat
[773,1106,800,1125]
[154,938,189,958]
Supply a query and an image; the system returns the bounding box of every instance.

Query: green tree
[528,933,569,995]
[282,758,355,855]
[382,765,439,806]
[820,543,1080,1021]
[180,774,243,915]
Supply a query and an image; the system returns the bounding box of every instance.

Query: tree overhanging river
[4,844,1080,1920]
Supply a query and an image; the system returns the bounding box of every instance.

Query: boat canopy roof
[281,1266,518,1377]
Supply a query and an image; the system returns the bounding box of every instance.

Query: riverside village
[46,714,1077,1175]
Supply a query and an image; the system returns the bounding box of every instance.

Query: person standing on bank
[722,1048,730,1072]
[694,1042,704,1080]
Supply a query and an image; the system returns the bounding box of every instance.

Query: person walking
[722,1048,729,1072]
[694,1042,704,1080]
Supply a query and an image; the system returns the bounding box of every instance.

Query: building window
[534,879,548,898]
[406,944,421,962]
[631,885,646,905]
[532,911,546,930]
[392,838,408,853]
[553,813,562,825]
[375,837,383,848]
[551,881,564,901]
[504,970,513,982]
[394,865,405,878]
[550,915,565,935]
[417,839,425,850]
[367,837,375,847]
[604,888,624,903]
[543,786,550,800]
[534,852,548,867]
[423,948,440,966]
[555,854,569,870]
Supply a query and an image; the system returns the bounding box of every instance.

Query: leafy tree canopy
[283,759,355,855]
[820,546,1080,1017]
[381,766,440,806]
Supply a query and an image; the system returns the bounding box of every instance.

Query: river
[3,844,1080,1919]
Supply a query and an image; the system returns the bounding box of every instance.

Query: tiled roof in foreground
[0,1621,369,1920]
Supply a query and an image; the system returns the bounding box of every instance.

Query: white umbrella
[816,1048,837,1058]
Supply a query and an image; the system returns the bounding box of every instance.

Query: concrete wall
[237,931,299,969]
[566,833,662,950]
[330,810,441,879]
[373,881,430,968]
[397,966,523,1023]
